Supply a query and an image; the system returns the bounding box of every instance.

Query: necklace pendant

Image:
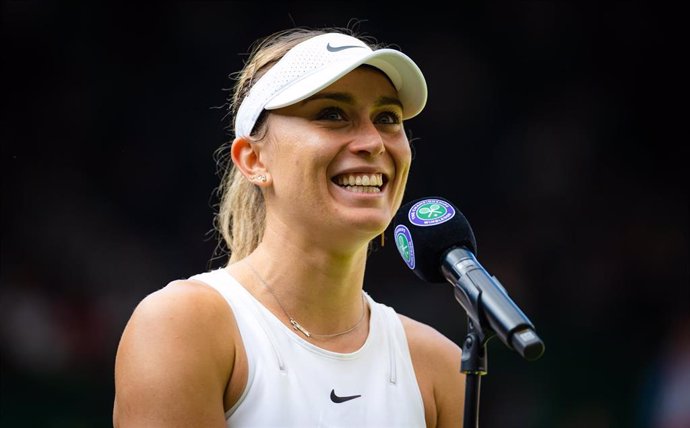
[290,318,311,338]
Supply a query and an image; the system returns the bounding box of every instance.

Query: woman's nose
[348,121,385,157]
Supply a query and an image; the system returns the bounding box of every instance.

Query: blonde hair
[214,27,381,264]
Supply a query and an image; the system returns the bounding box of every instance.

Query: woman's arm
[114,280,236,427]
[401,315,466,428]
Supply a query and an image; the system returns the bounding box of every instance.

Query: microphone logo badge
[394,225,416,269]
[408,198,456,227]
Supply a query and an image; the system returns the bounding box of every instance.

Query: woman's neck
[228,231,371,344]
[254,237,366,298]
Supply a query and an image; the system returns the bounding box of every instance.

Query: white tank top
[190,268,425,428]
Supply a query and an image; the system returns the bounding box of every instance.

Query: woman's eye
[317,107,345,121]
[376,111,402,125]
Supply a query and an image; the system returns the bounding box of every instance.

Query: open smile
[331,173,387,193]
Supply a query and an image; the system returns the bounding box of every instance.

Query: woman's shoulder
[398,313,461,357]
[131,278,232,328]
[397,313,465,427]
[117,278,237,364]
[115,277,239,385]
[113,278,238,425]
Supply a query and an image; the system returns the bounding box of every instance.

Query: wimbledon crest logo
[394,225,415,269]
[408,199,456,227]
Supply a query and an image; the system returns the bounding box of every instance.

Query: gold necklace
[245,261,367,339]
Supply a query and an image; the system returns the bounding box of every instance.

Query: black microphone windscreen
[393,196,477,283]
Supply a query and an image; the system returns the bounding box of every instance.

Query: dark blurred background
[1,2,686,427]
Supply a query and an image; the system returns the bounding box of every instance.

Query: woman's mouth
[332,173,385,193]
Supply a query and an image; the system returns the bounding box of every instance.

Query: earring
[252,174,267,183]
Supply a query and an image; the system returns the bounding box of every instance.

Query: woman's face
[260,66,412,250]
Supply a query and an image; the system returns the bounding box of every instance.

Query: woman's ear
[231,136,270,185]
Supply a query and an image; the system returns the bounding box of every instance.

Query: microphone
[393,196,545,361]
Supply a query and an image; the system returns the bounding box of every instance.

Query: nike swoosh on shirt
[330,389,362,403]
[326,43,366,52]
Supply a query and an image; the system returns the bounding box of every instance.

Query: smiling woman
[113,27,465,428]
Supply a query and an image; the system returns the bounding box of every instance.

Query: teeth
[336,173,383,187]
[343,186,381,193]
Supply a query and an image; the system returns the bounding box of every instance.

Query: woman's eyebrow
[375,96,403,109]
[301,92,354,105]
[301,92,403,109]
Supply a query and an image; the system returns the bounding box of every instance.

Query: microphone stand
[460,318,491,428]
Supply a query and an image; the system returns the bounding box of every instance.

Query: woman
[114,27,464,427]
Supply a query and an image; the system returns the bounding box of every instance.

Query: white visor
[234,32,428,138]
